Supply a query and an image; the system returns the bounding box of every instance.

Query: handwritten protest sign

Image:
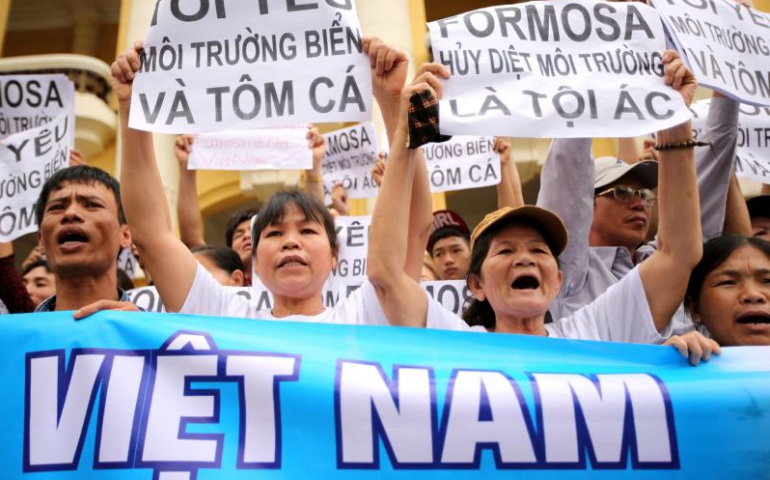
[651,0,770,106]
[0,74,75,144]
[129,1,372,133]
[427,0,691,138]
[188,127,311,170]
[0,113,70,241]
[321,122,378,199]
[690,99,770,183]
[422,136,501,193]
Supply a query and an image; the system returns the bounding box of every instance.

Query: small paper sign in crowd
[0,74,74,242]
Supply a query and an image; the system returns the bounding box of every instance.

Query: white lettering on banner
[690,99,770,183]
[24,331,300,475]
[335,364,679,468]
[23,332,679,473]
[129,1,372,133]
[0,113,71,241]
[421,136,501,193]
[650,0,770,106]
[427,0,691,138]
[322,123,378,199]
[188,128,311,170]
[0,75,76,144]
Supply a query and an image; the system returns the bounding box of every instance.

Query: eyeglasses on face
[595,185,656,203]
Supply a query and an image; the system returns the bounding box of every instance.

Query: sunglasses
[595,185,656,203]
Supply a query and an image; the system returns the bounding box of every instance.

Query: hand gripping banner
[2,311,769,478]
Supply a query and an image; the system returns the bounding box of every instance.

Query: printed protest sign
[5,311,770,477]
[331,214,370,286]
[0,113,70,241]
[321,122,378,199]
[422,136,501,193]
[129,1,372,133]
[0,74,75,143]
[188,127,311,170]
[690,99,770,183]
[651,0,770,106]
[427,0,691,138]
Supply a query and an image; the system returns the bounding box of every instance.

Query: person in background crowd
[223,208,259,285]
[34,166,134,312]
[538,90,742,335]
[428,209,472,280]
[329,182,350,217]
[746,194,770,242]
[421,253,438,281]
[368,51,718,365]
[686,234,770,346]
[191,244,245,287]
[21,260,56,308]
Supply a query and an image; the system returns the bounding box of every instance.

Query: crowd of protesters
[1,7,769,369]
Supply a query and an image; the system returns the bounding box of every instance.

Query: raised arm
[302,125,327,204]
[494,136,525,209]
[368,65,448,327]
[697,91,740,241]
[535,137,594,296]
[112,42,198,311]
[364,36,433,281]
[638,50,701,331]
[175,135,206,249]
[723,171,752,236]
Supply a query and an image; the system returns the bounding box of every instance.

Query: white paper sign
[0,75,75,144]
[330,215,370,285]
[129,1,372,133]
[422,136,501,193]
[691,99,770,183]
[128,279,473,317]
[0,113,71,241]
[428,0,691,138]
[651,0,770,106]
[321,122,378,199]
[188,128,311,170]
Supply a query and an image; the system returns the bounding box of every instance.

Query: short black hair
[428,228,470,257]
[685,235,770,316]
[191,244,244,274]
[252,190,338,256]
[35,166,125,227]
[22,259,52,276]
[225,208,259,247]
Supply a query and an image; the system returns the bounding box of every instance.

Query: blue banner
[1,311,769,478]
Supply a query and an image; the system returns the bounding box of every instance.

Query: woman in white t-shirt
[367,53,718,364]
[107,37,447,327]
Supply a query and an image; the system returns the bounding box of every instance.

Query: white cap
[594,156,658,190]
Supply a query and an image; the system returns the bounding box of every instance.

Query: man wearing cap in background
[537,92,740,335]
[427,209,472,280]
[747,194,770,242]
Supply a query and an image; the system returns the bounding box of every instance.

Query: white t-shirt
[545,267,671,343]
[449,267,670,344]
[180,263,470,330]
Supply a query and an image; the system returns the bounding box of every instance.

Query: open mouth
[511,275,540,290]
[278,256,307,268]
[57,229,89,247]
[736,315,770,325]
